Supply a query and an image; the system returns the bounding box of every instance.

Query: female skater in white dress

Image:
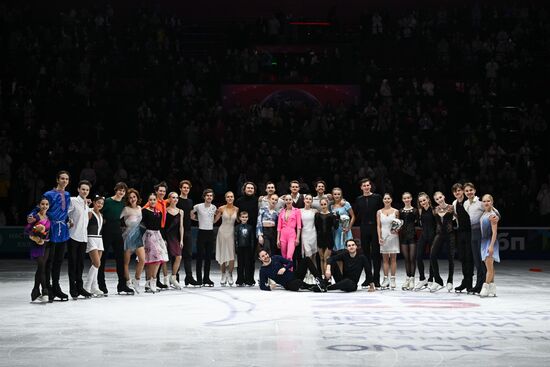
[377,193,400,289]
[215,191,238,286]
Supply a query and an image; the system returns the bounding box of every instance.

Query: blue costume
[44,189,71,243]
[480,210,500,262]
[29,189,70,243]
[331,202,352,251]
[256,207,279,237]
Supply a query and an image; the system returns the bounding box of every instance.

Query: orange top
[143,199,168,228]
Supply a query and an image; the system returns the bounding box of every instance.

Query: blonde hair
[167,192,179,206]
[482,194,494,206]
[482,194,494,212]
[331,188,344,204]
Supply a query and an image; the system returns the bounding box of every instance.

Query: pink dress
[277,207,302,260]
[141,208,168,265]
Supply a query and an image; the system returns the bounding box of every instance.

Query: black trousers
[292,241,303,274]
[45,241,66,289]
[196,229,214,282]
[249,227,260,284]
[471,227,486,288]
[430,232,455,285]
[34,246,50,291]
[456,230,474,287]
[284,257,321,291]
[181,232,194,278]
[236,246,253,284]
[261,227,278,255]
[68,239,87,294]
[327,261,359,292]
[360,224,381,284]
[417,234,434,281]
[98,228,126,288]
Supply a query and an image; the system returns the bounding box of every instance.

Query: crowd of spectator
[0,2,549,226]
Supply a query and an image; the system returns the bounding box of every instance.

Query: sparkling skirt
[123,224,144,251]
[143,230,168,264]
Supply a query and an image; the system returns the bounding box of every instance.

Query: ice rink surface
[0,259,549,367]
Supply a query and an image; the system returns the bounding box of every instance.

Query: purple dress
[25,215,51,259]
[165,211,182,257]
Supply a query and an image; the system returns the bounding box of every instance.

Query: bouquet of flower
[383,219,404,242]
[30,224,48,245]
[339,214,351,227]
[390,218,404,232]
[338,214,351,245]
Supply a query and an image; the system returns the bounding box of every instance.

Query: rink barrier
[0,226,549,259]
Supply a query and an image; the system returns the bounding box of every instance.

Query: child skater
[235,211,255,286]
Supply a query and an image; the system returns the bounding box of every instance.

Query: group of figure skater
[25,172,501,303]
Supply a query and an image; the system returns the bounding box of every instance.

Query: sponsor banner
[0,227,31,257]
[491,227,550,259]
[1,226,549,259]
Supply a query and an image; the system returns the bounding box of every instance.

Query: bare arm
[214,206,223,223]
[377,210,383,244]
[295,210,302,243]
[489,219,498,256]
[276,227,281,248]
[233,206,239,223]
[346,207,356,232]
[179,210,184,246]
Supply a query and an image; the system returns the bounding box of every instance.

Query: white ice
[0,260,549,367]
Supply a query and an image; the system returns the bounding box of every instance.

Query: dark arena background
[0,1,549,366]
